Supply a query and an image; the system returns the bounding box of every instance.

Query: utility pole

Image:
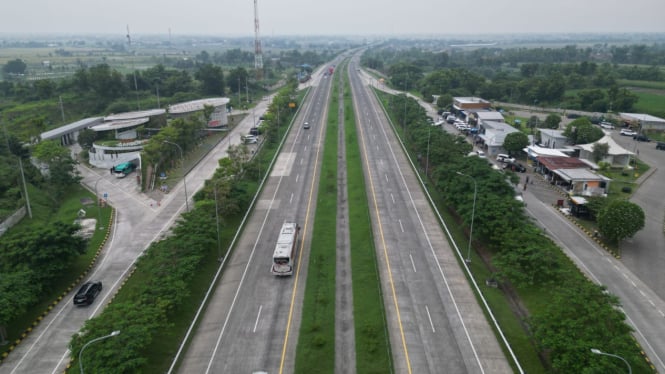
[1,120,31,218]
[127,25,141,111]
[59,96,66,124]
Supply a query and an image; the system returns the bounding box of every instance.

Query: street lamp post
[94,178,104,231]
[213,180,222,261]
[591,348,632,374]
[425,125,431,179]
[79,330,120,374]
[163,140,189,211]
[456,171,477,263]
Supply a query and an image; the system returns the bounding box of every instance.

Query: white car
[600,122,615,130]
[496,153,516,163]
[620,128,637,136]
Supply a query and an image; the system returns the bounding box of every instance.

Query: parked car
[657,141,665,151]
[496,153,516,163]
[503,161,527,173]
[475,150,487,158]
[633,134,650,142]
[620,128,637,136]
[599,122,615,130]
[242,135,258,144]
[74,281,102,306]
[249,127,260,136]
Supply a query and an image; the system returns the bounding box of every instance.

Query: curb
[0,208,115,366]
[551,202,621,259]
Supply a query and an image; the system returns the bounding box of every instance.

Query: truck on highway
[271,221,300,276]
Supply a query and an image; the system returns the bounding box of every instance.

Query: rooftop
[169,97,230,114]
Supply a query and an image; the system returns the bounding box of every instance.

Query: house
[474,111,505,127]
[576,135,634,168]
[535,156,611,197]
[476,121,519,156]
[539,129,570,149]
[452,97,491,121]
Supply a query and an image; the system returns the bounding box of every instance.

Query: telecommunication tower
[253,0,263,80]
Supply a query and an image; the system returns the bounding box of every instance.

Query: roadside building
[168,97,230,129]
[474,111,505,127]
[535,156,611,197]
[476,121,519,156]
[88,109,167,168]
[538,129,570,149]
[40,117,103,146]
[576,135,634,168]
[452,97,491,120]
[619,113,665,132]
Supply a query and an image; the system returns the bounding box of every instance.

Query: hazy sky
[3,0,664,37]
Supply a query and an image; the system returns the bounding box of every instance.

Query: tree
[502,132,529,155]
[591,142,609,163]
[563,117,604,144]
[597,200,645,244]
[77,129,98,150]
[2,58,27,76]
[226,67,249,94]
[195,64,225,95]
[530,282,639,374]
[493,226,565,287]
[32,140,81,201]
[544,113,561,129]
[436,93,453,109]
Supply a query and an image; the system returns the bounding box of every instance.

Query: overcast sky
[3,0,664,37]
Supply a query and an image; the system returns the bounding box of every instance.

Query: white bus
[271,222,300,276]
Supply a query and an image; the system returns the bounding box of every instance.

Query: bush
[621,186,632,193]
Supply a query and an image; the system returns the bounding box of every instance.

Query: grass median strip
[294,68,340,372]
[343,71,392,373]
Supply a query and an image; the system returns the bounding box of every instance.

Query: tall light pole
[456,171,477,264]
[403,77,408,135]
[213,180,222,261]
[425,125,431,180]
[79,330,120,374]
[94,178,104,231]
[163,140,189,211]
[591,348,631,374]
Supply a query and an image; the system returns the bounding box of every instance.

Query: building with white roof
[619,113,665,131]
[87,109,167,168]
[169,98,230,128]
[538,129,570,149]
[476,121,520,156]
[577,135,634,167]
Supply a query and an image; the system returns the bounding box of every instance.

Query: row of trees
[384,62,640,113]
[381,91,650,373]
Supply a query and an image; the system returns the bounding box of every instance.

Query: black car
[656,141,665,151]
[503,161,527,173]
[633,134,650,142]
[73,281,102,306]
